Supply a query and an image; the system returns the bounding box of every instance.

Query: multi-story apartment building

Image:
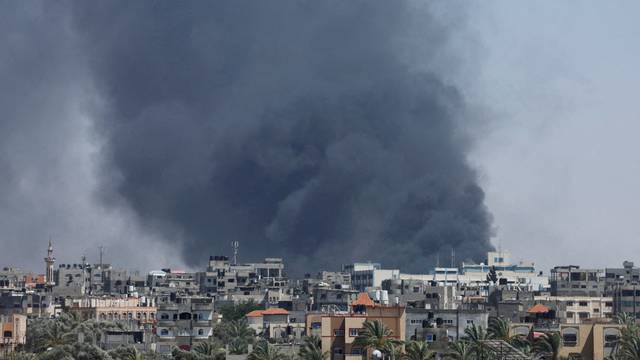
[342,262,400,291]
[155,295,215,353]
[534,295,614,323]
[197,256,287,299]
[550,266,606,297]
[65,296,156,324]
[509,322,624,359]
[406,307,488,342]
[0,291,57,317]
[0,314,26,353]
[246,308,304,340]
[312,287,359,312]
[306,293,406,360]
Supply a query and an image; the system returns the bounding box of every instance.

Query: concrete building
[198,256,287,300]
[312,287,359,312]
[306,293,406,360]
[0,291,57,318]
[246,308,303,340]
[342,263,400,291]
[534,295,614,324]
[550,266,606,297]
[406,308,489,343]
[155,295,215,353]
[0,314,27,353]
[65,296,156,324]
[509,322,624,360]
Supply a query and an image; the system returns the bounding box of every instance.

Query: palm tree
[353,320,403,357]
[42,321,76,349]
[248,341,288,360]
[229,338,250,355]
[192,340,226,360]
[299,336,328,360]
[533,332,562,360]
[109,346,142,360]
[617,312,637,327]
[403,341,434,360]
[445,340,473,360]
[488,317,512,342]
[464,324,491,359]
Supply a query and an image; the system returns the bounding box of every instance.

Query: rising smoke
[1,1,493,274]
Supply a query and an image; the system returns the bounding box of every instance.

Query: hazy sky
[1,2,639,274]
[467,2,640,272]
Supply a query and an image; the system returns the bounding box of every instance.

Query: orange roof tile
[352,292,375,307]
[246,310,264,317]
[245,308,289,317]
[527,303,550,314]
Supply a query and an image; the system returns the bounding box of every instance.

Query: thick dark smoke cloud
[0,2,178,270]
[1,1,493,275]
[68,1,494,274]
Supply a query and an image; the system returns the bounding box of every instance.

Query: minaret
[44,239,56,289]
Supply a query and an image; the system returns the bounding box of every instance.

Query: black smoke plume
[70,1,494,274]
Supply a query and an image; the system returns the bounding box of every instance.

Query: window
[311,322,321,329]
[566,312,574,319]
[562,328,578,347]
[160,329,169,336]
[466,320,474,325]
[334,329,344,336]
[290,318,297,323]
[349,328,361,337]
[578,301,588,307]
[351,348,362,355]
[198,329,204,336]
[333,348,343,355]
[578,312,590,319]
[594,308,600,313]
[566,301,574,306]
[604,328,620,348]
[426,334,436,342]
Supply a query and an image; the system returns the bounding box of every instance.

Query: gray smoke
[1,1,493,274]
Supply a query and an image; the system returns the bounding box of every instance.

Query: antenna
[451,247,456,268]
[99,246,104,269]
[436,252,440,268]
[231,241,239,265]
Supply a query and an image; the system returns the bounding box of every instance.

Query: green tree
[298,336,328,360]
[214,318,255,353]
[533,332,562,360]
[192,340,225,360]
[444,340,473,360]
[353,320,403,356]
[218,301,263,322]
[402,341,434,360]
[488,317,511,342]
[248,341,287,360]
[463,324,491,360]
[108,346,142,360]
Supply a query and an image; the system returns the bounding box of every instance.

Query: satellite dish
[372,350,383,359]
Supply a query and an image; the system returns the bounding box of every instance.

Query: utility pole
[231,241,239,265]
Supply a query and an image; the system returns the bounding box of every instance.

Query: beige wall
[0,314,27,352]
[316,306,406,360]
